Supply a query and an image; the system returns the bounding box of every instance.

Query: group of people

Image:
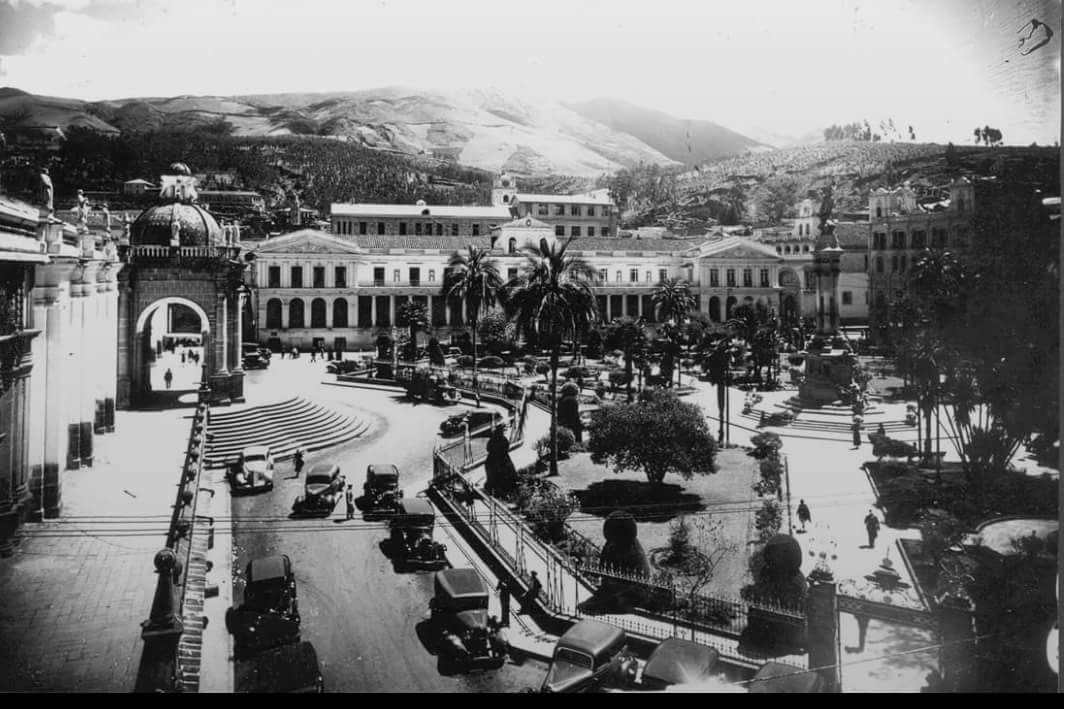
[180,349,201,366]
[794,497,882,550]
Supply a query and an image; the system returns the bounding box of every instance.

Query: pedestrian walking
[164,368,173,390]
[310,349,317,363]
[864,509,880,549]
[181,351,186,365]
[851,416,863,448]
[294,448,305,475]
[876,422,886,438]
[496,580,511,627]
[519,571,542,614]
[796,499,811,533]
[345,484,355,520]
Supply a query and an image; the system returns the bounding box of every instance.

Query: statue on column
[816,184,840,249]
[170,220,181,247]
[38,167,54,217]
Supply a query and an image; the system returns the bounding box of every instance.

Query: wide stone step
[208,406,349,440]
[205,419,371,467]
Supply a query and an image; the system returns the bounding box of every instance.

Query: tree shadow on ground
[572,479,705,523]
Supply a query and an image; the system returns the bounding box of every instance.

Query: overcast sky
[0,0,1060,145]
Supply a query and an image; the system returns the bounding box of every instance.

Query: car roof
[241,641,321,693]
[247,554,290,583]
[242,445,271,457]
[749,662,824,693]
[557,619,625,657]
[642,638,719,686]
[368,463,399,476]
[434,568,486,599]
[306,463,339,477]
[398,498,434,518]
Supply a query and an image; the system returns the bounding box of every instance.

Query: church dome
[130,202,223,247]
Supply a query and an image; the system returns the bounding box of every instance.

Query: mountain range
[0,86,773,177]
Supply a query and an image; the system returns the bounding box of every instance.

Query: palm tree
[725,302,776,382]
[441,246,504,385]
[604,317,648,401]
[651,278,697,327]
[505,237,598,476]
[702,335,735,444]
[396,301,429,361]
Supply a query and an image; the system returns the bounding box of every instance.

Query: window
[891,255,898,272]
[587,226,595,237]
[892,231,907,249]
[587,206,597,217]
[601,227,610,236]
[373,267,385,286]
[842,291,853,305]
[409,267,420,286]
[956,195,966,211]
[598,268,608,283]
[378,222,385,235]
[311,298,327,328]
[508,238,517,254]
[803,245,810,253]
[289,299,305,328]
[615,270,622,282]
[645,271,652,282]
[659,269,668,283]
[776,246,782,254]
[571,205,580,216]
[726,269,736,287]
[508,267,518,281]
[873,232,886,250]
[742,269,753,287]
[571,226,580,237]
[359,221,368,235]
[864,255,869,271]
[393,269,400,283]
[805,270,816,289]
[759,269,770,287]
[399,222,408,236]
[555,204,565,216]
[710,269,719,287]
[268,266,281,288]
[415,222,423,236]
[876,256,884,273]
[865,291,869,304]
[911,230,926,249]
[291,266,303,288]
[555,225,565,236]
[932,228,947,248]
[472,224,480,237]
[629,268,638,283]
[266,298,282,328]
[954,227,970,248]
[875,206,883,218]
[784,245,791,255]
[436,223,443,236]
[899,255,906,272]
[426,223,434,235]
[428,269,435,282]
[335,267,346,288]
[313,266,325,288]
[537,203,549,216]
[333,298,348,328]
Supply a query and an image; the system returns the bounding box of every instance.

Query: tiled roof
[331,203,511,219]
[513,192,614,205]
[834,221,869,250]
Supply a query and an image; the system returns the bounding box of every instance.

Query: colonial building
[249,217,787,350]
[0,193,122,554]
[491,172,618,237]
[330,201,511,238]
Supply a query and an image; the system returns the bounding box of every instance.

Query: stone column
[229,289,245,404]
[281,298,289,329]
[805,577,841,692]
[65,271,87,468]
[77,264,100,466]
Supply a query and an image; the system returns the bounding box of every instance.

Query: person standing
[181,351,186,365]
[864,509,881,549]
[796,499,811,533]
[519,571,542,614]
[345,483,355,520]
[164,368,173,390]
[852,416,863,449]
[496,580,511,627]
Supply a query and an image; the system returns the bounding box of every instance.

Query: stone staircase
[205,397,371,467]
[740,396,914,436]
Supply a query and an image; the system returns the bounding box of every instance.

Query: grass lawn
[550,446,763,597]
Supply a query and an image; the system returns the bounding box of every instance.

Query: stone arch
[725,295,738,318]
[333,298,349,328]
[508,237,517,254]
[781,294,798,320]
[289,299,305,329]
[779,268,801,288]
[135,296,210,338]
[131,296,211,403]
[311,298,327,328]
[266,298,283,329]
[708,296,721,322]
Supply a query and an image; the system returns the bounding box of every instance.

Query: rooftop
[331,203,511,219]
[513,192,614,205]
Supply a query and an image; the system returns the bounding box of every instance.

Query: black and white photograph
[0,0,1060,694]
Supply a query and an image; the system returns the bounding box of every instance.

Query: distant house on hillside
[122,179,155,196]
[7,125,65,151]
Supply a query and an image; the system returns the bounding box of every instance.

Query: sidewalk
[0,405,232,692]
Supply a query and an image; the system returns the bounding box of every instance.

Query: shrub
[872,435,917,460]
[560,381,580,397]
[456,355,475,368]
[665,516,696,566]
[534,362,551,376]
[535,426,577,459]
[759,456,784,489]
[565,365,591,380]
[521,485,579,543]
[750,431,783,460]
[873,459,917,479]
[754,499,783,543]
[608,370,631,388]
[595,382,608,400]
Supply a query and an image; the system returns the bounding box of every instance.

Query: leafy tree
[604,317,648,401]
[660,515,737,612]
[395,301,429,359]
[477,310,517,356]
[651,278,696,327]
[442,246,504,386]
[588,388,717,484]
[426,337,445,367]
[505,237,598,476]
[759,174,801,222]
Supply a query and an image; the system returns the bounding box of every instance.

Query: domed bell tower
[116,162,248,408]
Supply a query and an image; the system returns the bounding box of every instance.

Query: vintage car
[404,369,462,405]
[388,498,447,570]
[362,462,403,516]
[225,554,301,655]
[429,568,507,670]
[291,463,345,517]
[242,352,270,369]
[238,641,324,693]
[748,661,825,693]
[438,410,499,438]
[540,619,633,693]
[227,445,275,495]
[637,638,720,691]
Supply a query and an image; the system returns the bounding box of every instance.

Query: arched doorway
[725,296,738,319]
[708,296,721,322]
[133,296,211,404]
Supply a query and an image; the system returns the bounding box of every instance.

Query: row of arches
[775,243,812,255]
[266,298,348,329]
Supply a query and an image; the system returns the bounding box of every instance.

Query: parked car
[540,619,633,693]
[237,641,324,693]
[388,498,447,570]
[227,445,275,495]
[748,661,825,693]
[636,638,719,691]
[439,410,500,438]
[362,462,403,516]
[405,369,462,405]
[243,352,270,369]
[429,568,508,670]
[291,463,345,517]
[225,554,301,655]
